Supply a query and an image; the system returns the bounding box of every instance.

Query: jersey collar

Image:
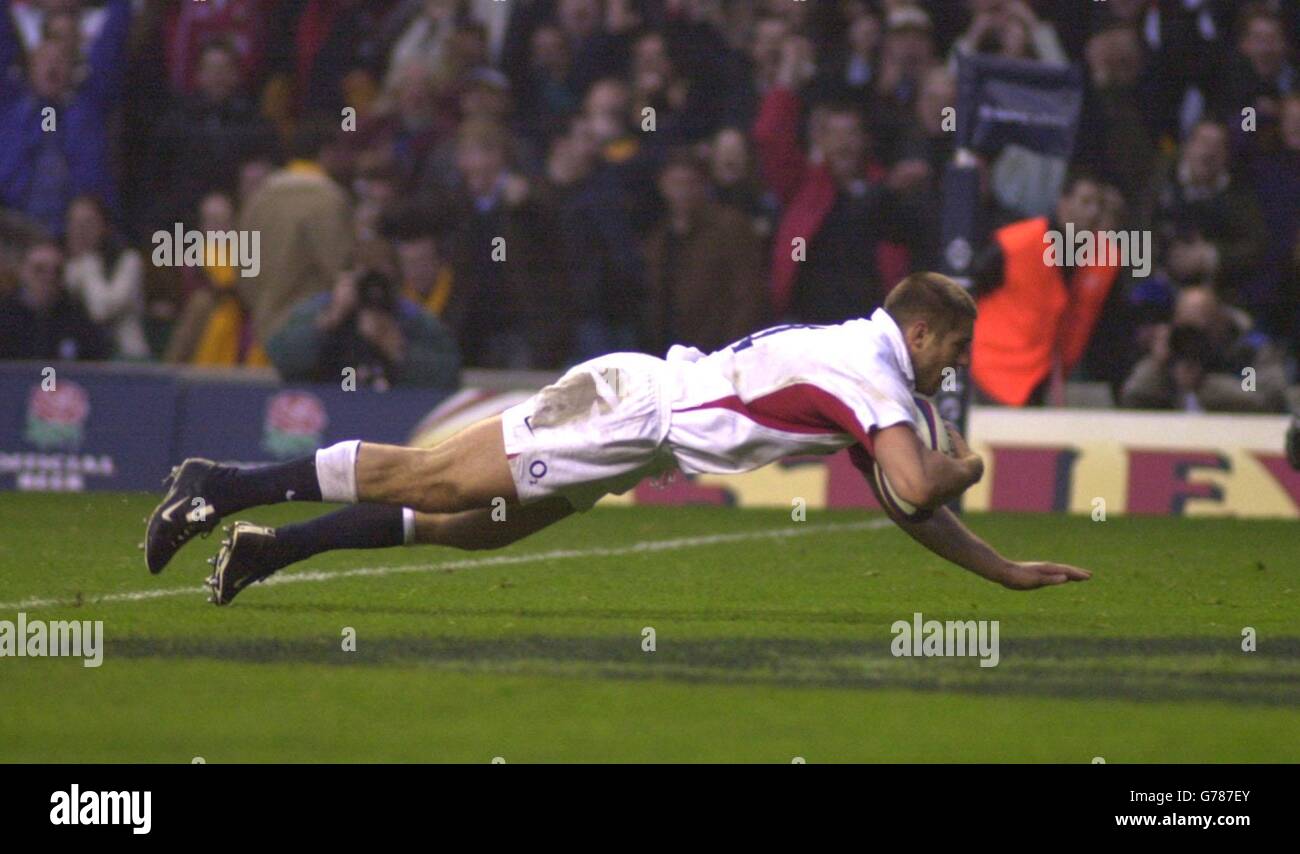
[871,308,916,388]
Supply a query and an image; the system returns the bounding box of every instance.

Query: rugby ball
[873,396,952,523]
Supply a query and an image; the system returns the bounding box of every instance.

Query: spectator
[581,76,661,234]
[283,0,389,116]
[643,149,766,356]
[629,29,708,145]
[970,173,1123,407]
[707,126,777,240]
[164,191,267,367]
[1076,24,1160,224]
[349,57,446,190]
[754,36,921,324]
[870,5,939,165]
[162,0,267,96]
[448,117,564,368]
[145,37,278,234]
[557,0,635,97]
[62,194,148,359]
[379,202,458,321]
[37,7,80,64]
[8,0,103,54]
[237,155,276,209]
[895,65,959,270]
[516,22,581,146]
[543,117,643,362]
[0,0,131,236]
[733,12,791,125]
[809,7,881,105]
[1220,4,1296,136]
[1120,285,1288,412]
[352,160,401,243]
[265,249,461,389]
[1078,185,1150,400]
[951,0,1068,66]
[0,238,108,361]
[1249,93,1300,344]
[1092,0,1223,142]
[417,66,541,195]
[237,117,355,347]
[0,208,48,295]
[1153,121,1266,299]
[379,0,459,93]
[948,3,1072,218]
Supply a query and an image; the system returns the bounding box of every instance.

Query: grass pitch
[1,492,1296,763]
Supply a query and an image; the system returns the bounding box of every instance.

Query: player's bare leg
[408,497,574,549]
[354,416,518,512]
[146,416,515,574]
[207,496,574,605]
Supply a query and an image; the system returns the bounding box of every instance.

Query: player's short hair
[884,272,977,334]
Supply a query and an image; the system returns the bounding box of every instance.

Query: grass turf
[1,492,1296,762]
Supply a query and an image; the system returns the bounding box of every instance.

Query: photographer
[265,245,461,390]
[1120,285,1288,413]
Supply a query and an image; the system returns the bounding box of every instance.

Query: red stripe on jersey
[674,383,877,455]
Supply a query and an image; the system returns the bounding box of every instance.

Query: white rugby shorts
[500,353,678,511]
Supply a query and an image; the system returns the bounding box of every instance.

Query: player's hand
[940,422,984,491]
[943,420,970,457]
[998,560,1092,590]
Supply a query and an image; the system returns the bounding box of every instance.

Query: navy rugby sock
[269,504,407,569]
[208,456,322,515]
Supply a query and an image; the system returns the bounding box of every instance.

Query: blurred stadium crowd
[0,0,1297,411]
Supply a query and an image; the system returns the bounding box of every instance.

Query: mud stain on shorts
[532,368,629,427]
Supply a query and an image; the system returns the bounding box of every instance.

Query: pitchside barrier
[1,362,1296,518]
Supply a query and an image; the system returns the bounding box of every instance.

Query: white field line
[0,519,893,612]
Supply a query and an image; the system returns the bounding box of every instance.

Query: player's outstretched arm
[892,506,1093,590]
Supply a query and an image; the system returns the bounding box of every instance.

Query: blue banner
[0,364,455,492]
[173,382,450,466]
[955,54,1085,157]
[0,365,180,491]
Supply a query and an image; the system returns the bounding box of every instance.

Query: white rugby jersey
[661,308,920,475]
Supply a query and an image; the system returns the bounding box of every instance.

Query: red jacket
[972,217,1119,406]
[752,86,907,316]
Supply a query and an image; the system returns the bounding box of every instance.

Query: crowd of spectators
[0,0,1296,412]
